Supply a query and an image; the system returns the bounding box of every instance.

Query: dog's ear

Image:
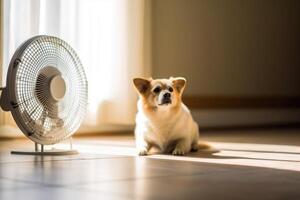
[133,78,151,95]
[171,77,186,93]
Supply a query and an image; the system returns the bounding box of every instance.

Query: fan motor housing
[35,66,66,104]
[50,75,66,101]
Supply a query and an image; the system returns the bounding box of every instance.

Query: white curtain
[2,0,150,135]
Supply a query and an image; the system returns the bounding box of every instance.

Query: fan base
[11,149,78,156]
[11,139,77,156]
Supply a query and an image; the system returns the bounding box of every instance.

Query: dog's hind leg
[191,141,199,152]
[191,129,200,152]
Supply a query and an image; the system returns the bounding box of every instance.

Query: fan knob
[50,75,66,101]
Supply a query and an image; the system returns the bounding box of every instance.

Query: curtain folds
[1,0,150,135]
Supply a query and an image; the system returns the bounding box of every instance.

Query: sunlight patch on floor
[54,140,300,172]
[151,142,300,172]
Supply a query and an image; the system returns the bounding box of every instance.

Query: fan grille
[8,36,88,145]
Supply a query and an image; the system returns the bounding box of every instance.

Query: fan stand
[11,137,78,155]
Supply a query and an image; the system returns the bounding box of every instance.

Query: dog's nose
[163,93,171,99]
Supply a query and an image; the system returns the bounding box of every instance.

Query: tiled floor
[1,128,300,200]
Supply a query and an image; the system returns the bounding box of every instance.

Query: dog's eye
[153,87,161,93]
[168,87,173,92]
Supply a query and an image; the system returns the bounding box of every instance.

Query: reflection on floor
[1,128,300,200]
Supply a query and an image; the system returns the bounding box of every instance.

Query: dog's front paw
[172,147,186,156]
[138,148,148,156]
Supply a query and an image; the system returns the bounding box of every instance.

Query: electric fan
[0,35,88,155]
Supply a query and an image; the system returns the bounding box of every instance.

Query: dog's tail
[198,142,212,150]
[196,141,220,153]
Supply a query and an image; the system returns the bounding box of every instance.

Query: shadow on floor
[185,148,300,163]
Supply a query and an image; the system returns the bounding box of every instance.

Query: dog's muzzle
[159,92,172,105]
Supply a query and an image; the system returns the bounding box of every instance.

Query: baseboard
[191,108,300,129]
[183,95,300,109]
[76,124,134,136]
[0,124,135,138]
[0,125,23,138]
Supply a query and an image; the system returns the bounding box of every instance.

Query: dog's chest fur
[136,101,190,151]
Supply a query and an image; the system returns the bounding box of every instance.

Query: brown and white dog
[133,77,200,156]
